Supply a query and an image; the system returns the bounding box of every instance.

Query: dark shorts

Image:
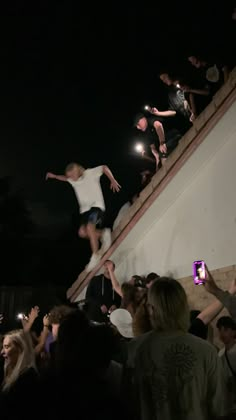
[79,207,105,229]
[159,129,182,159]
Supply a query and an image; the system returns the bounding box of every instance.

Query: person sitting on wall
[134,113,181,168]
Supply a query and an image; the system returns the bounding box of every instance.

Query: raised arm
[103,165,121,193]
[204,266,236,320]
[105,260,123,297]
[151,107,176,118]
[46,172,67,182]
[183,85,210,96]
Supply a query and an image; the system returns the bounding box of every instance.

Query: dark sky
[0,2,235,286]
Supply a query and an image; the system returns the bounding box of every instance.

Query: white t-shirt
[67,166,105,214]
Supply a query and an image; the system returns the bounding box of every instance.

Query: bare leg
[189,93,197,119]
[78,225,88,239]
[150,144,160,171]
[86,223,102,254]
[78,225,102,241]
[154,121,165,145]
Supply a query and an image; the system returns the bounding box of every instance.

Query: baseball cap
[110,309,134,338]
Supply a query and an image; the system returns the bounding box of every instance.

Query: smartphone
[193,261,206,285]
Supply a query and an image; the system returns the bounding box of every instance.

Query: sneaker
[85,253,101,272]
[99,228,112,255]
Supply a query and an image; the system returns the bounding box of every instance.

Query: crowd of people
[1,11,236,418]
[1,260,236,419]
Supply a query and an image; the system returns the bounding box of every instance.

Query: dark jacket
[86,274,121,322]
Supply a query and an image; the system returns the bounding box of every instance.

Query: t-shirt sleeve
[88,166,104,179]
[207,348,228,418]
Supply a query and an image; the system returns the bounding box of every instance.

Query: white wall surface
[111,100,236,283]
[75,99,236,301]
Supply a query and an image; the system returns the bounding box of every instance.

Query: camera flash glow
[144,105,149,110]
[176,83,180,88]
[17,313,24,320]
[135,143,144,153]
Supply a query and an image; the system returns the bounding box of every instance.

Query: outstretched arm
[151,107,176,118]
[103,165,121,193]
[46,172,67,182]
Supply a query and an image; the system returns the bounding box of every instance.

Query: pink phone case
[193,261,206,285]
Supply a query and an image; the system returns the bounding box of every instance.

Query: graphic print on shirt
[140,342,197,417]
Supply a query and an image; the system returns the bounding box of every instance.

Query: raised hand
[105,260,115,273]
[46,172,55,180]
[28,306,40,322]
[151,107,160,116]
[110,179,121,193]
[159,143,167,154]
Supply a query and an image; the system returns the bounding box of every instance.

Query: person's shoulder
[86,166,103,175]
[185,332,217,353]
[128,331,152,353]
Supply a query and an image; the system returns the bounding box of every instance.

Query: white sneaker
[85,253,101,272]
[99,228,112,255]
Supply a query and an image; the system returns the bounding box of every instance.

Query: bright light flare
[17,313,24,320]
[135,143,144,153]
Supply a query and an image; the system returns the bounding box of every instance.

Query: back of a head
[49,305,76,325]
[121,283,136,309]
[148,277,189,332]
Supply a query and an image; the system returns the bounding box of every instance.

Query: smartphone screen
[193,261,206,285]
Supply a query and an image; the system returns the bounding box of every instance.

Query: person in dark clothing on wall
[85,260,121,323]
[134,113,181,169]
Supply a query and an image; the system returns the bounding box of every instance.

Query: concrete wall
[113,100,236,284]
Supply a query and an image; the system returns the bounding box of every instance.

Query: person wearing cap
[110,309,134,340]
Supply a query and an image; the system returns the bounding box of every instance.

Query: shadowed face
[188,56,201,68]
[218,327,236,346]
[159,73,173,86]
[136,117,148,131]
[66,166,81,181]
[1,336,20,367]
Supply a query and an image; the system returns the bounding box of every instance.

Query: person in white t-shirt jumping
[46,163,121,272]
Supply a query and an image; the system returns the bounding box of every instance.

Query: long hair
[148,277,190,332]
[2,329,36,391]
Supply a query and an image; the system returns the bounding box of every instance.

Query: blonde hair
[3,330,36,391]
[148,277,190,332]
[65,162,85,177]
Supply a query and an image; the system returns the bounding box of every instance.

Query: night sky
[0,2,235,287]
